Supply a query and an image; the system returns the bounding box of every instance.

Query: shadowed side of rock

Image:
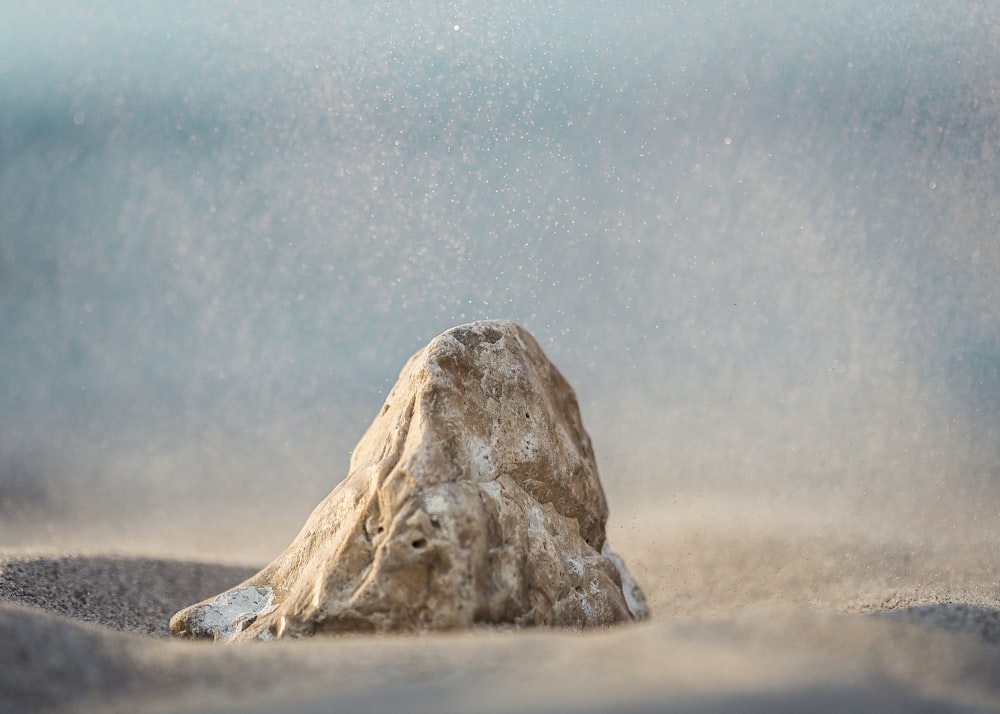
[170,320,647,641]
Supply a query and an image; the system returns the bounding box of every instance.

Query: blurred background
[1,1,998,555]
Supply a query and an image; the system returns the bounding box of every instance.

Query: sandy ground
[3,497,1000,713]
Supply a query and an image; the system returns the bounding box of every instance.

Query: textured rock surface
[170,320,647,641]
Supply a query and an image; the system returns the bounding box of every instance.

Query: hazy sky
[1,2,998,541]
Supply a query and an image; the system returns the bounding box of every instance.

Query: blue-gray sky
[1,2,998,540]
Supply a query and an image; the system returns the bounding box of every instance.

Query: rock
[170,320,648,641]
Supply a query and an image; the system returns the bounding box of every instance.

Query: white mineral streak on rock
[526,505,547,534]
[182,585,278,643]
[469,436,494,480]
[566,555,585,576]
[424,492,449,516]
[519,432,539,459]
[170,320,648,641]
[603,541,650,621]
[479,480,501,502]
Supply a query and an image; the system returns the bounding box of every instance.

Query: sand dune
[2,498,999,713]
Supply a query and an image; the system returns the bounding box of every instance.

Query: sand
[3,497,1000,713]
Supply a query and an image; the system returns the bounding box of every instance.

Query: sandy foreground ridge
[2,497,1000,713]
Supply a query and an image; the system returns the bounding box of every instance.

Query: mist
[2,1,998,550]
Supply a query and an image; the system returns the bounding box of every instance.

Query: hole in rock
[411,538,428,549]
[365,516,385,540]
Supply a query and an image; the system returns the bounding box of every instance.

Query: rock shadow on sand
[0,554,257,637]
[875,602,1000,646]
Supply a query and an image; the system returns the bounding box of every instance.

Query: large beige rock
[170,320,647,641]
